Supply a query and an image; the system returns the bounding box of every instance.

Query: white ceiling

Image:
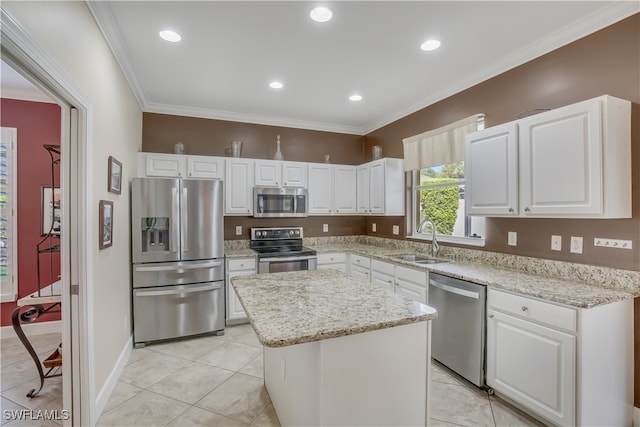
[88,1,638,135]
[1,60,54,103]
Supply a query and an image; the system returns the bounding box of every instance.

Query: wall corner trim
[94,334,133,423]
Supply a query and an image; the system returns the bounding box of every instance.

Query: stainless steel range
[250,227,317,274]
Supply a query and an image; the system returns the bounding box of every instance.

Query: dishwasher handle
[429,278,480,299]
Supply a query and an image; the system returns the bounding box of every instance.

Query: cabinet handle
[387,280,393,284]
[488,314,494,318]
[524,207,530,213]
[521,306,528,312]
[330,257,334,261]
[336,209,339,213]
[508,208,514,213]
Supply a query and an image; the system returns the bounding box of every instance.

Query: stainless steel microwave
[254,187,308,217]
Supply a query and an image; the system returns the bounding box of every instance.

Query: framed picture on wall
[108,156,122,194]
[99,200,113,249]
[41,186,61,236]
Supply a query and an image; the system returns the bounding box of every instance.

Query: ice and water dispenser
[140,217,170,253]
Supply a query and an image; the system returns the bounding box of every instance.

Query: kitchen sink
[387,254,448,265]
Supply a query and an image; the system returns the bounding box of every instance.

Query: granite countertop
[307,243,638,309]
[224,248,257,258]
[231,269,437,348]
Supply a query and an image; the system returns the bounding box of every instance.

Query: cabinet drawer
[350,254,371,268]
[371,259,394,275]
[227,258,256,272]
[488,289,576,333]
[317,253,347,264]
[395,265,427,287]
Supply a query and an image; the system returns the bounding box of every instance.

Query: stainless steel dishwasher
[428,272,487,387]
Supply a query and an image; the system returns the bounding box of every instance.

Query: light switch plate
[323,224,328,233]
[392,225,399,235]
[235,226,242,236]
[570,236,583,254]
[508,231,517,246]
[551,235,562,251]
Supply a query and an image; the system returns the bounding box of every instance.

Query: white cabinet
[255,160,308,187]
[466,95,631,218]
[371,259,428,303]
[308,163,357,215]
[348,254,371,283]
[356,158,404,215]
[225,158,254,215]
[486,289,633,426]
[225,257,257,325]
[139,153,224,179]
[316,253,347,273]
[333,165,357,214]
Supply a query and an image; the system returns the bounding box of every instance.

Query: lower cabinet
[371,259,428,304]
[316,253,347,273]
[486,288,633,426]
[225,257,256,325]
[348,254,371,283]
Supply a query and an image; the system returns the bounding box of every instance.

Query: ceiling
[85,1,637,135]
[1,60,54,103]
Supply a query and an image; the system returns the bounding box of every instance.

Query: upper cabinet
[139,153,224,179]
[357,158,404,216]
[254,160,308,187]
[307,164,357,215]
[465,95,631,218]
[225,158,254,215]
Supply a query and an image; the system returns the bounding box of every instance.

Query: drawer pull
[521,306,528,312]
[488,314,494,318]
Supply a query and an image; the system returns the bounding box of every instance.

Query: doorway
[1,10,92,425]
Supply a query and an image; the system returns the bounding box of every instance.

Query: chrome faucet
[417,218,440,258]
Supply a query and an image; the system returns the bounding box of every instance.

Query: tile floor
[1,326,545,426]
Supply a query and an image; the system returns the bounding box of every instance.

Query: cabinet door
[350,265,370,283]
[283,162,308,187]
[519,99,602,216]
[226,270,254,324]
[225,159,254,215]
[255,160,282,186]
[371,270,395,292]
[356,164,370,214]
[144,153,186,177]
[369,160,385,214]
[465,123,518,215]
[486,309,575,426]
[187,155,224,179]
[333,165,357,214]
[308,164,333,214]
[395,278,427,303]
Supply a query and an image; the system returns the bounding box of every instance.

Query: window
[0,128,17,302]
[412,161,485,245]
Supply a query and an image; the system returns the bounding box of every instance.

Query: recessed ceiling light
[310,7,333,23]
[269,81,284,89]
[349,94,363,102]
[159,30,181,43]
[420,39,441,51]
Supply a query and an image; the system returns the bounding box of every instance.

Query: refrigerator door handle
[136,282,222,297]
[171,186,179,253]
[182,186,189,253]
[134,260,223,273]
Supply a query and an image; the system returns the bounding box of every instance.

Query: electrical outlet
[570,236,583,254]
[235,226,242,236]
[508,231,517,246]
[323,224,328,233]
[594,238,633,249]
[392,225,399,235]
[372,223,377,232]
[551,235,562,251]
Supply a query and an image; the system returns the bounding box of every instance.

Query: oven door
[258,255,317,274]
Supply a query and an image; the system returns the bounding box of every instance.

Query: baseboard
[634,406,640,426]
[0,320,62,339]
[94,334,133,421]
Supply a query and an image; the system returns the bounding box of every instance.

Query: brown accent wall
[224,216,364,240]
[143,113,365,165]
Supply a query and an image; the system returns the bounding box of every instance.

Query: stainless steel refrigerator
[131,177,225,347]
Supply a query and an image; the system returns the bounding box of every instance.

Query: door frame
[1,9,94,426]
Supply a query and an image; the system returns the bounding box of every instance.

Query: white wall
[2,0,141,397]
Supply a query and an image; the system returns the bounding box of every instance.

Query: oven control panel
[251,227,303,240]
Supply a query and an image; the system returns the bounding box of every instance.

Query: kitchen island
[231,269,437,426]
